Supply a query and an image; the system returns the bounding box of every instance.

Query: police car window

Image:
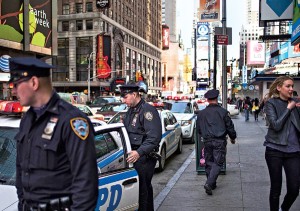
[0,127,18,186]
[103,133,118,151]
[94,134,109,158]
[167,112,177,125]
[170,102,189,113]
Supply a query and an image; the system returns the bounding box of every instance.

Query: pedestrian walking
[120,82,162,211]
[252,98,260,121]
[196,89,237,195]
[9,57,98,210]
[243,96,252,121]
[264,76,300,211]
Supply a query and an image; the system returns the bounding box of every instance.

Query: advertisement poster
[199,0,220,22]
[292,0,300,45]
[0,0,52,49]
[162,25,170,50]
[246,41,265,65]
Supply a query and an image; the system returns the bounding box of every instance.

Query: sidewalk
[155,114,300,211]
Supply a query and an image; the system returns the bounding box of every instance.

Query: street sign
[216,35,228,45]
[249,85,254,90]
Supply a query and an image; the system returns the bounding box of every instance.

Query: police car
[167,99,198,143]
[108,106,183,172]
[0,116,139,211]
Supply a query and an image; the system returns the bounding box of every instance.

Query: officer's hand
[230,139,236,144]
[127,150,140,163]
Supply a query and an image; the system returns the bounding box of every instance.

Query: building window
[53,38,69,82]
[76,20,83,30]
[62,21,69,31]
[86,19,93,30]
[76,3,83,13]
[86,2,93,12]
[62,4,70,15]
[76,37,93,81]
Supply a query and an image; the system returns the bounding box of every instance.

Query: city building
[55,0,162,98]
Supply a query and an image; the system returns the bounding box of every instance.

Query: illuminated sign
[96,34,111,79]
[162,25,169,50]
[199,0,220,22]
[96,0,110,9]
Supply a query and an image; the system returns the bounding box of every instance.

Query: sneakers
[204,184,212,195]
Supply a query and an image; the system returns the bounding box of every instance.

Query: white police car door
[94,124,139,211]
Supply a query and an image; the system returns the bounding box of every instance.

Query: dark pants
[204,139,227,187]
[134,155,157,211]
[265,147,300,211]
[254,110,259,121]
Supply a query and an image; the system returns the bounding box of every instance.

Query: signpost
[216,35,228,45]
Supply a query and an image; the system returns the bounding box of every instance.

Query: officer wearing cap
[196,89,236,195]
[120,83,162,211]
[9,57,98,211]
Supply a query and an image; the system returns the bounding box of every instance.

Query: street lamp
[87,52,95,102]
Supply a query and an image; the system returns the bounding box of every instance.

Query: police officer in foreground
[120,82,162,211]
[196,89,236,195]
[9,57,98,210]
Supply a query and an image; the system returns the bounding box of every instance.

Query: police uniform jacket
[123,99,162,156]
[265,97,300,145]
[196,104,236,141]
[15,92,98,210]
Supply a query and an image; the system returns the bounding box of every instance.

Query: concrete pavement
[154,113,300,211]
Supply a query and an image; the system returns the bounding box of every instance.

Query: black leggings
[265,147,300,211]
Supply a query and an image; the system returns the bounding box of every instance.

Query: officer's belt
[23,196,71,211]
[203,137,226,142]
[131,145,140,150]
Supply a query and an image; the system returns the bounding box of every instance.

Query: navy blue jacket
[15,92,98,210]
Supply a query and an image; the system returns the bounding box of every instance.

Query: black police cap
[9,57,54,83]
[119,84,140,97]
[204,89,219,99]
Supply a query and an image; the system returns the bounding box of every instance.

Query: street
[153,113,300,211]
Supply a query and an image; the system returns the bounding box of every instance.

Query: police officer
[196,89,236,195]
[9,57,98,211]
[120,83,162,211]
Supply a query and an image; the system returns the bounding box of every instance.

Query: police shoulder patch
[70,117,89,140]
[144,111,153,121]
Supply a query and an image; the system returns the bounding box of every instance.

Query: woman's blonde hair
[268,75,294,98]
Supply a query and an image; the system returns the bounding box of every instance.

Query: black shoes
[204,184,212,195]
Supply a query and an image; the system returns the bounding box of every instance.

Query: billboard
[162,25,170,50]
[197,40,208,60]
[0,0,53,54]
[246,41,265,65]
[199,0,220,22]
[260,0,293,21]
[197,22,209,40]
[96,34,111,79]
[292,0,300,45]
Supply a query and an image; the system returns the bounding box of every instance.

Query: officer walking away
[196,89,237,195]
[120,82,162,211]
[9,57,98,211]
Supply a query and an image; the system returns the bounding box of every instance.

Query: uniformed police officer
[9,57,98,211]
[196,89,236,195]
[120,83,162,211]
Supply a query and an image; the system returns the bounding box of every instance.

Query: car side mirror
[166,124,175,131]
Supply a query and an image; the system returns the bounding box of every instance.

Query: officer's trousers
[204,139,227,187]
[134,155,157,211]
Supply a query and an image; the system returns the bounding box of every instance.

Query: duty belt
[23,196,71,211]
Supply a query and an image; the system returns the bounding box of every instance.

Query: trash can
[195,132,226,175]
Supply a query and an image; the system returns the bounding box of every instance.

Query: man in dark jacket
[196,89,237,195]
[120,83,162,211]
[9,57,98,211]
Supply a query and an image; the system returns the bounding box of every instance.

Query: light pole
[87,52,95,102]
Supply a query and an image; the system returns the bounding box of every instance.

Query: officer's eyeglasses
[12,77,32,89]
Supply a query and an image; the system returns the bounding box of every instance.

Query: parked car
[168,100,198,143]
[108,107,182,171]
[228,103,240,116]
[89,96,121,113]
[73,104,105,121]
[96,102,127,122]
[0,116,139,211]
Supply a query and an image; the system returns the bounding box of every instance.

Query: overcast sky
[177,0,247,60]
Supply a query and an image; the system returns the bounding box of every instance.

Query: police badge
[144,112,153,121]
[70,117,89,140]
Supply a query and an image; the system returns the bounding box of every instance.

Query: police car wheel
[176,136,183,154]
[158,145,166,172]
[189,128,195,144]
